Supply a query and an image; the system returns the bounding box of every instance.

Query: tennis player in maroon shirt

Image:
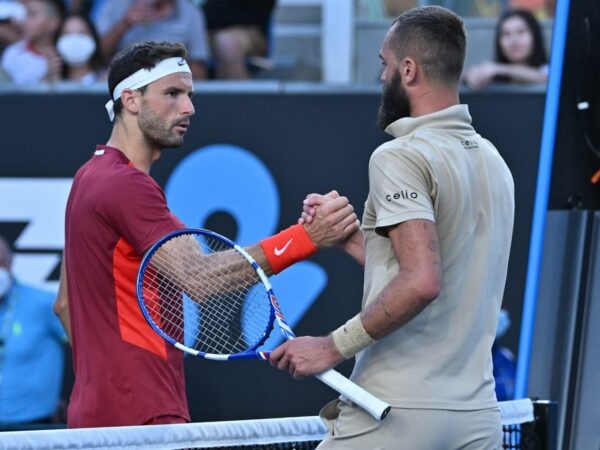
[53,41,359,428]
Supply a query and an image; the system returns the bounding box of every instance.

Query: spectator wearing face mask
[0,0,65,84]
[56,13,105,84]
[0,236,67,428]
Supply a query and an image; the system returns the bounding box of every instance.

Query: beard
[138,102,185,149]
[377,72,411,131]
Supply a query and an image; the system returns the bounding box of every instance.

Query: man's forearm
[340,229,365,266]
[361,271,437,340]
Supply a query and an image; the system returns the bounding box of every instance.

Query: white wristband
[331,314,375,359]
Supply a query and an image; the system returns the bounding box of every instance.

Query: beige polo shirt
[351,105,515,410]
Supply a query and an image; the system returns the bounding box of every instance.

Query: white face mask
[0,268,11,298]
[57,34,96,66]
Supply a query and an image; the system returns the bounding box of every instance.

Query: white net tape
[0,416,326,450]
[0,399,535,450]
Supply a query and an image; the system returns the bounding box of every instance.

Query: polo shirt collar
[384,104,472,139]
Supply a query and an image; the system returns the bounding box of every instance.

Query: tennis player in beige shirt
[270,6,515,450]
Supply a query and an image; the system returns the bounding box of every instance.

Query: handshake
[297,190,360,249]
[258,189,361,277]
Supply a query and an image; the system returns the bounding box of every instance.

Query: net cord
[0,416,326,450]
[498,398,534,426]
[0,400,536,449]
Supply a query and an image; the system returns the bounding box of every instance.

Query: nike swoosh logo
[274,238,293,256]
[178,59,185,66]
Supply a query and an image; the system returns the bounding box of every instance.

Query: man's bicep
[387,219,442,289]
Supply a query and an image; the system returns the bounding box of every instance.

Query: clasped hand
[301,190,360,248]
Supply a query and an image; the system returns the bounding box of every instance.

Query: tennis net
[0,399,555,450]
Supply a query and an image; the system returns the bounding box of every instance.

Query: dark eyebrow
[378,53,384,61]
[164,86,194,95]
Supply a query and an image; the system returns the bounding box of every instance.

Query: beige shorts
[316,399,502,450]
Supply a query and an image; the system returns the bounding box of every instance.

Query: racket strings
[143,267,265,354]
[141,233,273,355]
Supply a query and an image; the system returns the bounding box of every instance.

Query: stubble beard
[138,104,185,149]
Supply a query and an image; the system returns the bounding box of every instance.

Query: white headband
[105,57,192,121]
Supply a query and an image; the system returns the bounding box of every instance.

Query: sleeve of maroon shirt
[103,170,186,255]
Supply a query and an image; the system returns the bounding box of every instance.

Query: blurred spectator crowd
[359,0,555,20]
[0,0,276,85]
[0,0,550,88]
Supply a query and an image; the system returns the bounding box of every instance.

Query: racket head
[136,228,277,360]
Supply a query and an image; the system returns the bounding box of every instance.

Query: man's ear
[401,57,418,85]
[120,89,140,115]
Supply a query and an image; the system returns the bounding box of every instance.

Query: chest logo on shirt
[462,139,478,149]
[386,190,418,201]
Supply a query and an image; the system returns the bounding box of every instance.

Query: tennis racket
[136,228,391,420]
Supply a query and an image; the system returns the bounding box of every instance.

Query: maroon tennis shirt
[64,145,189,427]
